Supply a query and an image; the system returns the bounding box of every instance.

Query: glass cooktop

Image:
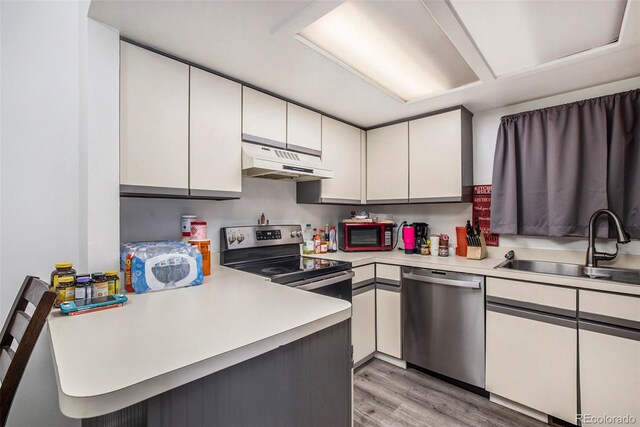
[231,256,351,285]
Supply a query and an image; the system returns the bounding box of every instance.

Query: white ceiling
[88,0,640,128]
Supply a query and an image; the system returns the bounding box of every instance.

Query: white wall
[472,76,640,256]
[0,2,120,426]
[121,177,355,247]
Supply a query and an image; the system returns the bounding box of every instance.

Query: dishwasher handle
[403,272,481,289]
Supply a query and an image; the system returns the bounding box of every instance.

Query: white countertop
[48,265,351,419]
[310,250,640,296]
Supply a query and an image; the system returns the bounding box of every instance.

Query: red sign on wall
[472,185,499,247]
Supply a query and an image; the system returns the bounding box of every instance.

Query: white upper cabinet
[120,42,189,195]
[320,117,361,202]
[366,122,409,203]
[287,103,321,156]
[189,67,242,197]
[296,116,361,204]
[409,108,473,202]
[242,87,287,148]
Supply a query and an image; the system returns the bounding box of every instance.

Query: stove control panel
[221,224,303,251]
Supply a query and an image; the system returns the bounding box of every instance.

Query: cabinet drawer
[580,290,640,325]
[376,264,401,286]
[487,277,575,314]
[352,265,375,287]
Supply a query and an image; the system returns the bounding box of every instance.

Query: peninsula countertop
[48,265,351,419]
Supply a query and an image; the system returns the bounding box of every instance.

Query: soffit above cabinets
[88,0,640,127]
[449,0,628,77]
[296,0,479,103]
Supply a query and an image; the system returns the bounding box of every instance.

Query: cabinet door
[486,307,577,423]
[579,328,640,426]
[189,67,242,197]
[287,104,321,156]
[320,117,362,203]
[366,123,408,203]
[352,287,376,365]
[409,110,461,201]
[120,42,189,194]
[376,287,402,359]
[242,87,286,148]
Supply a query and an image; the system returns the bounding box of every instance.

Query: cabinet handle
[579,320,640,341]
[487,302,577,329]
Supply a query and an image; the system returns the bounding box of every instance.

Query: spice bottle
[50,262,76,292]
[55,276,75,307]
[105,271,120,295]
[91,273,109,298]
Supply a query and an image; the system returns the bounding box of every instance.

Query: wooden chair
[0,276,56,427]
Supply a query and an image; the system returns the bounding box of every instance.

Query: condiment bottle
[189,239,211,276]
[91,273,109,298]
[55,276,75,307]
[329,226,337,253]
[105,271,120,295]
[50,262,76,292]
[314,229,321,254]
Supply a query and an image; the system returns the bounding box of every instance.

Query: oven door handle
[295,271,355,291]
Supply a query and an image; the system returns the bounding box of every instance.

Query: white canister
[181,215,197,236]
[190,221,207,240]
[430,235,440,256]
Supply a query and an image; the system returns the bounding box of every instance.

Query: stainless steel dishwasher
[402,266,485,389]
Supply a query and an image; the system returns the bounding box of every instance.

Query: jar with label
[55,276,75,307]
[181,215,197,242]
[190,221,207,240]
[50,262,76,292]
[74,277,91,301]
[105,271,120,295]
[91,273,109,298]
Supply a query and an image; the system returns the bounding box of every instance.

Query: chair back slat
[8,311,31,345]
[0,347,14,381]
[0,276,56,427]
[22,279,50,307]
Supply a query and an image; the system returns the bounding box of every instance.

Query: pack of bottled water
[120,241,203,293]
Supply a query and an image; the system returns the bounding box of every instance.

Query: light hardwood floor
[354,358,548,427]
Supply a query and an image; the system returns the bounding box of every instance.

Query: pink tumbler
[403,225,415,254]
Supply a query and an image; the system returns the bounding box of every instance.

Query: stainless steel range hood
[242,143,333,181]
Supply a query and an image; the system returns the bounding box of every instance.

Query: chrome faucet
[586,209,631,268]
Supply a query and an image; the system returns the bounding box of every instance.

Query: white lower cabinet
[578,290,640,426]
[376,286,401,359]
[486,309,577,422]
[352,286,376,365]
[486,278,577,423]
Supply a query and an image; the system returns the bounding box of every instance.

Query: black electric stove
[220,225,353,301]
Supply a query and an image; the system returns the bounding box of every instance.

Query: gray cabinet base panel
[83,320,351,427]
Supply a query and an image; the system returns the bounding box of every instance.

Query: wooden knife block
[466,233,488,260]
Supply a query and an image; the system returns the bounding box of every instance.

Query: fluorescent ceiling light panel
[297,0,479,102]
[449,0,627,76]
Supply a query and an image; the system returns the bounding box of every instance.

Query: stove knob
[228,234,236,244]
[296,231,302,237]
[237,234,245,243]
[291,231,297,238]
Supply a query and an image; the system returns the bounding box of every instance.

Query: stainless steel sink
[495,259,640,286]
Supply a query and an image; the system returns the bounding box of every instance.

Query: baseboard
[490,394,549,423]
[353,353,375,369]
[373,352,407,369]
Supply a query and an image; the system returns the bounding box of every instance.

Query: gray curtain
[491,89,640,238]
